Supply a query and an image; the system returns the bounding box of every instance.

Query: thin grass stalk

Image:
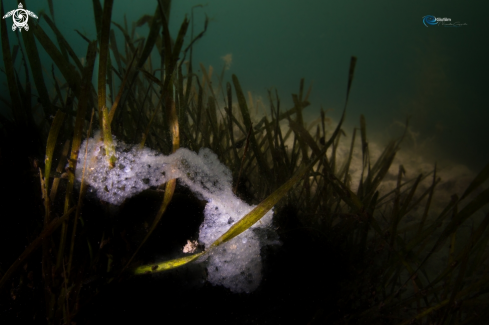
[461,161,489,201]
[125,18,181,265]
[44,110,66,225]
[49,140,71,203]
[109,29,122,73]
[67,109,95,277]
[429,187,489,254]
[274,89,291,172]
[397,173,423,217]
[161,17,189,92]
[140,92,163,148]
[226,82,240,170]
[42,13,84,73]
[108,48,138,124]
[136,6,161,70]
[123,93,179,273]
[107,47,114,105]
[424,212,489,293]
[74,30,91,43]
[264,118,281,185]
[386,192,489,314]
[92,0,102,43]
[51,64,65,107]
[292,92,309,163]
[98,0,115,163]
[32,23,82,100]
[39,110,65,319]
[112,21,136,54]
[438,213,487,325]
[330,128,343,175]
[364,144,398,204]
[232,74,271,182]
[102,106,116,167]
[389,165,405,249]
[57,41,97,269]
[419,163,437,232]
[212,145,331,249]
[467,226,489,277]
[177,65,187,132]
[358,114,369,197]
[445,199,459,297]
[406,196,455,254]
[340,128,357,183]
[234,126,253,194]
[377,172,434,210]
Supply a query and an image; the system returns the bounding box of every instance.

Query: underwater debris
[183,240,199,253]
[76,132,278,293]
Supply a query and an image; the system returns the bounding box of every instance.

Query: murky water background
[1,0,486,175]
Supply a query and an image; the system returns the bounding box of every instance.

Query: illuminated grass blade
[134,145,328,275]
[134,252,204,275]
[210,145,328,248]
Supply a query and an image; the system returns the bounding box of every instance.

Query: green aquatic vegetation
[0,0,488,323]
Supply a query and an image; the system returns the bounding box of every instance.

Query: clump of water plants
[1,0,489,324]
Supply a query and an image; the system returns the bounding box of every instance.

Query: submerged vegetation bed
[1,0,489,324]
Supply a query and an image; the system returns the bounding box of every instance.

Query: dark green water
[1,0,487,173]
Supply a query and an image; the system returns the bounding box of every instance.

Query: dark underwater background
[1,0,487,172]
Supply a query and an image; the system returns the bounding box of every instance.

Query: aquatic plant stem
[123,92,179,274]
[67,109,95,277]
[234,125,252,194]
[97,0,113,129]
[108,48,139,124]
[135,138,332,275]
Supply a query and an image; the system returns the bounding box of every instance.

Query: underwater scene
[0,0,488,324]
